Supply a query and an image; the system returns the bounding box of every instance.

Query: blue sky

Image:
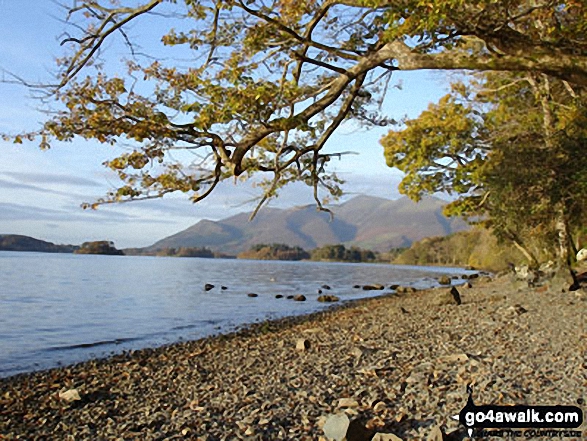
[0,1,449,248]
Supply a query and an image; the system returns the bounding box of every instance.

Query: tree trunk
[505,228,539,267]
[512,240,539,268]
[555,208,571,267]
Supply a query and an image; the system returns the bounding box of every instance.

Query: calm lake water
[0,252,470,378]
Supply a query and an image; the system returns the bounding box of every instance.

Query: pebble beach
[1,275,585,440]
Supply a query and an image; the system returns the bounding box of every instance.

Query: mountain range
[144,195,469,254]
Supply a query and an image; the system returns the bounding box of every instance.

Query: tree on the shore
[381,71,587,266]
[75,241,124,255]
[4,0,587,216]
[238,244,310,260]
[311,244,377,262]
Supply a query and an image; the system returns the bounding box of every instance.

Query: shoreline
[0,258,480,380]
[1,275,585,440]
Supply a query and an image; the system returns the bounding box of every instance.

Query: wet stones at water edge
[293,294,306,301]
[438,275,452,285]
[395,286,417,294]
[204,283,215,291]
[247,293,259,298]
[362,284,385,291]
[318,294,340,303]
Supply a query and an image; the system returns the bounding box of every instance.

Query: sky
[0,1,449,248]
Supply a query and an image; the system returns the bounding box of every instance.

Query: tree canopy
[382,70,587,265]
[5,0,587,215]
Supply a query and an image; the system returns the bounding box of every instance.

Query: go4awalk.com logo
[452,386,583,439]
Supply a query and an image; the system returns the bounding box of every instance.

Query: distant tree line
[124,246,216,258]
[154,247,215,258]
[236,243,379,263]
[310,245,377,263]
[238,244,310,261]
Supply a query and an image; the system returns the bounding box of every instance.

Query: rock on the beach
[396,286,417,294]
[275,294,284,299]
[58,389,81,403]
[296,338,310,351]
[362,284,384,291]
[439,353,469,363]
[514,265,540,285]
[247,293,259,298]
[438,276,452,285]
[507,304,528,315]
[293,294,306,301]
[204,283,215,291]
[322,284,331,290]
[318,294,340,303]
[435,289,460,306]
[373,401,387,413]
[337,398,359,408]
[372,433,403,441]
[450,286,462,305]
[323,413,350,441]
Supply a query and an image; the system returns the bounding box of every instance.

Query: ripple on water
[0,252,475,377]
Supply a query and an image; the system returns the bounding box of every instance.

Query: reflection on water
[0,251,469,377]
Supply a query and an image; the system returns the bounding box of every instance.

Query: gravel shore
[1,275,585,440]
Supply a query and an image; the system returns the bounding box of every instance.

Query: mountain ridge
[146,195,469,254]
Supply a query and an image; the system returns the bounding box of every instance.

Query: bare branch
[60,0,163,88]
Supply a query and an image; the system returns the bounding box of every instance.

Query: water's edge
[0,252,476,378]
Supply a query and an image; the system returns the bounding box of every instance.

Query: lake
[0,252,471,378]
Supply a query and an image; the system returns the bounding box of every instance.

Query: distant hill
[145,195,469,255]
[0,235,78,253]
